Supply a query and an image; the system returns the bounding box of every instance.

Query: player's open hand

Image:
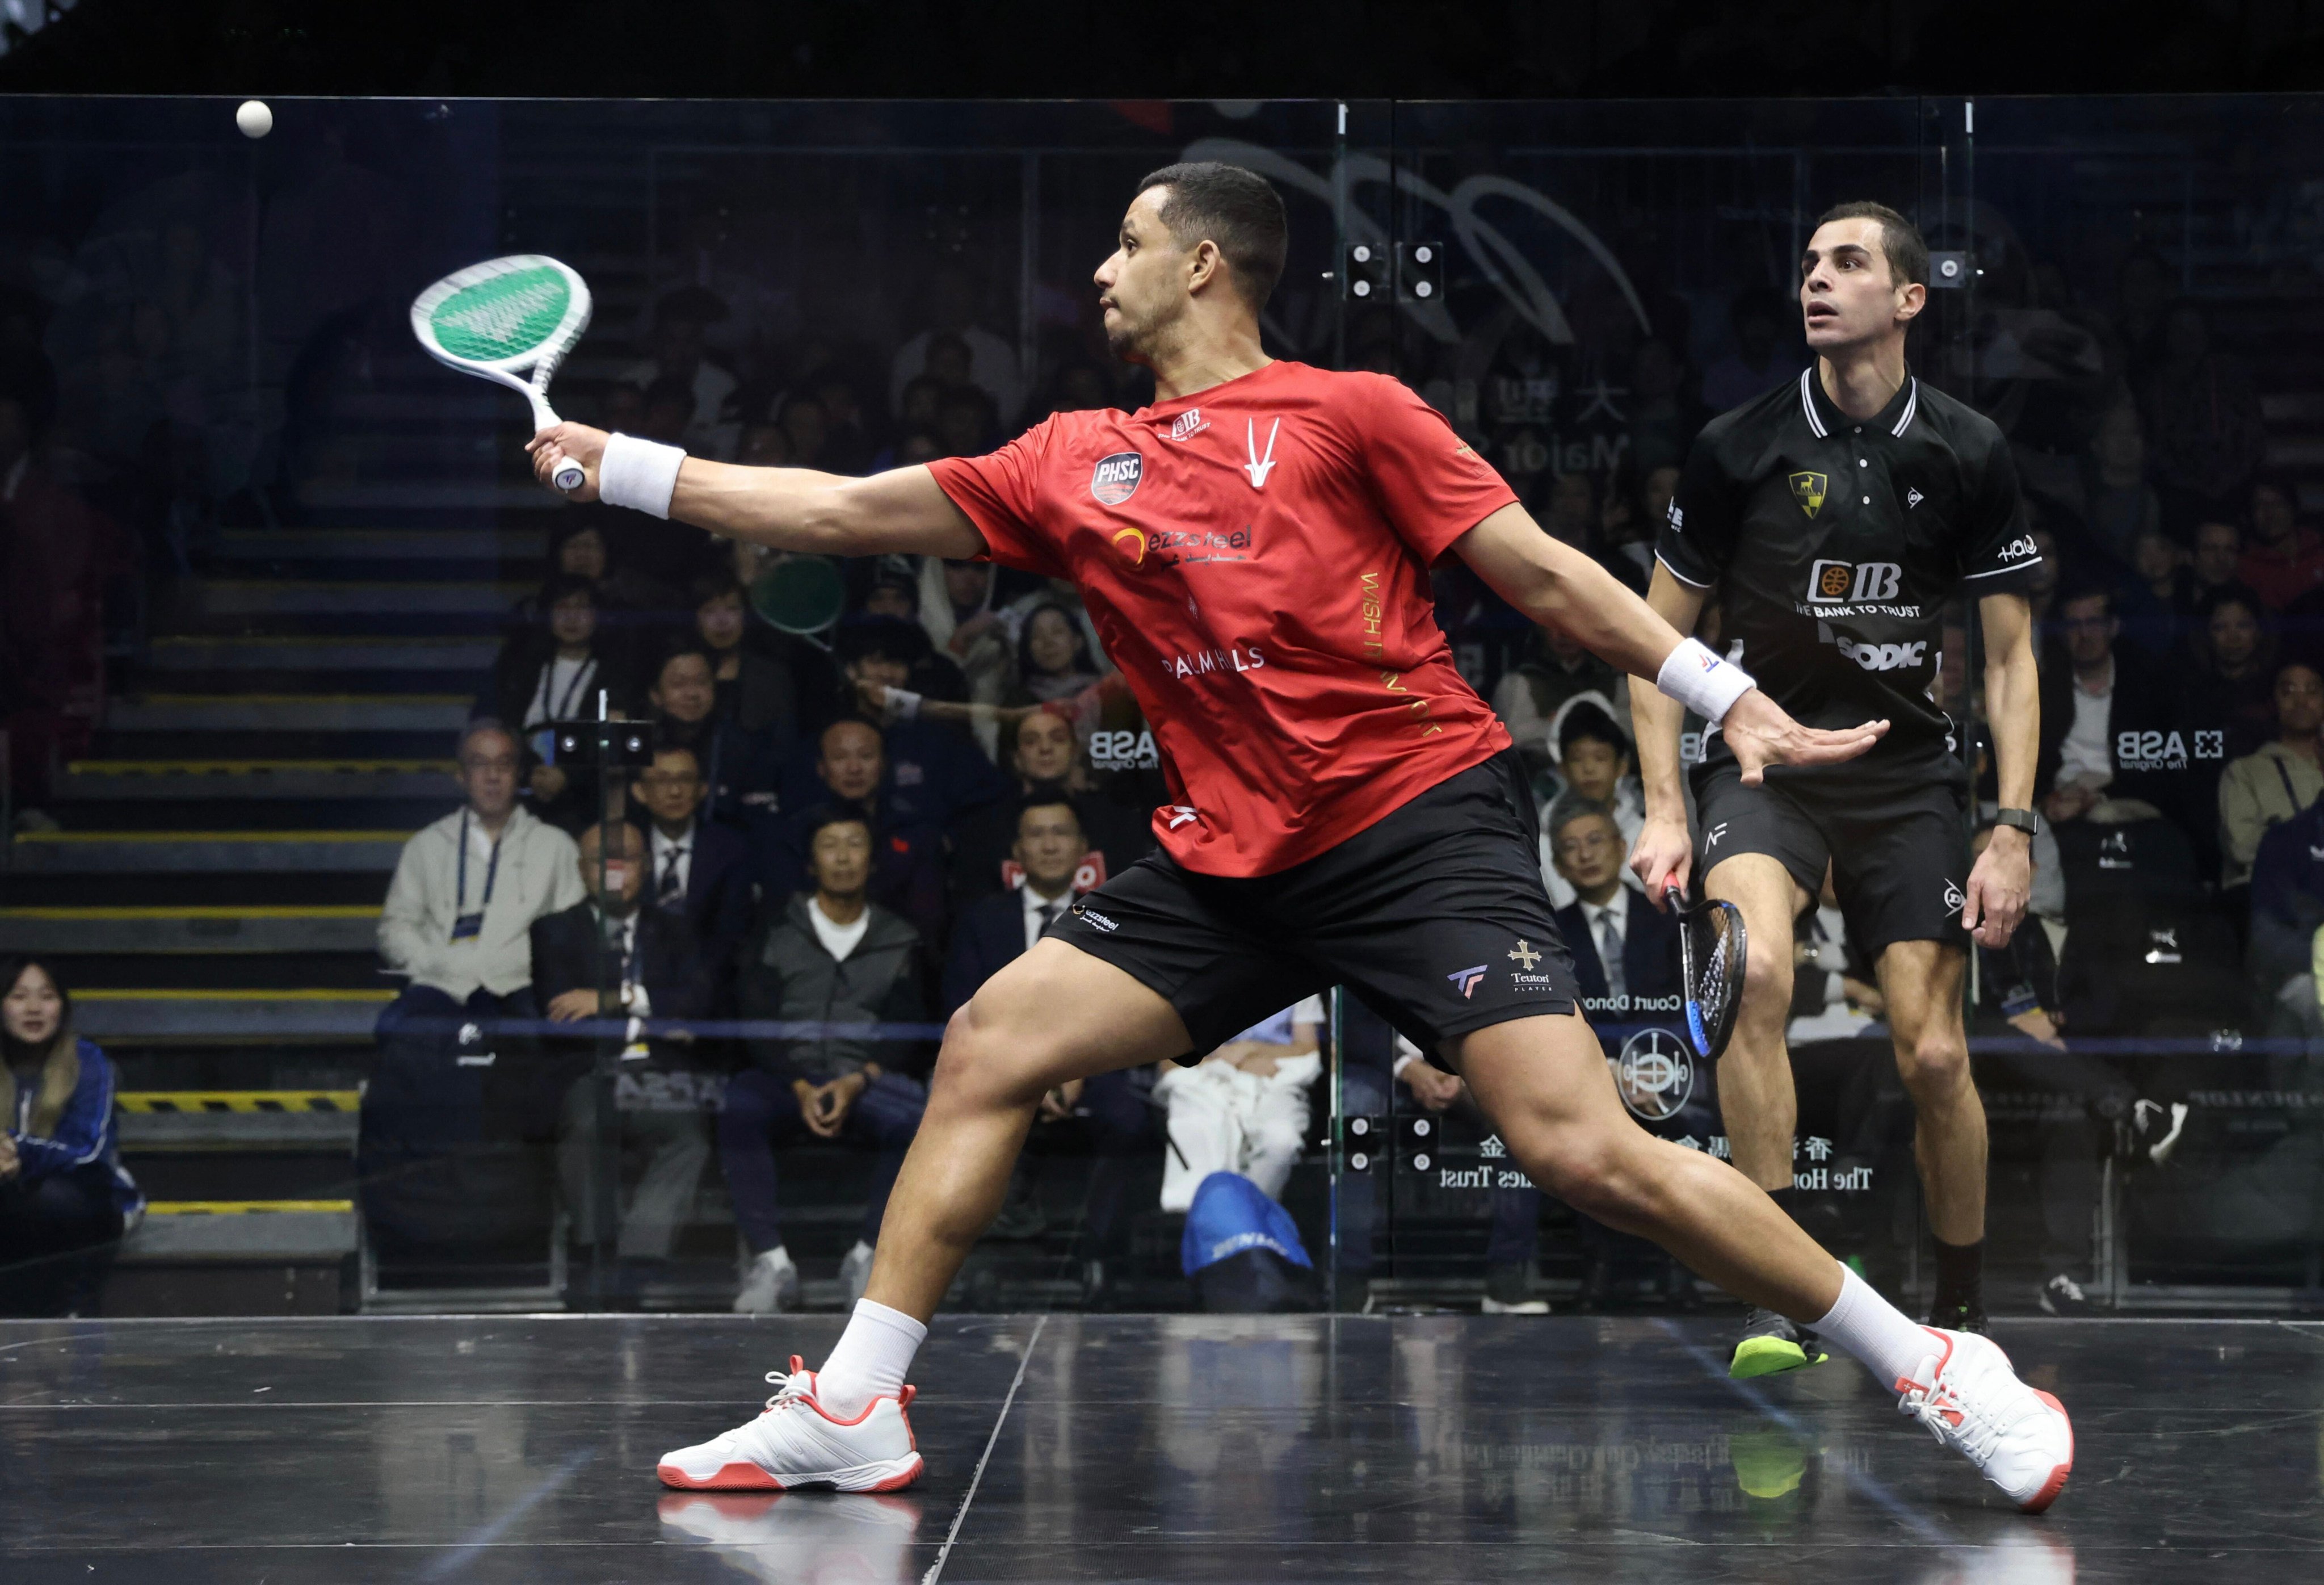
[1721,689,1887,787]
[1964,828,2031,947]
[526,422,606,501]
[1629,815,1694,906]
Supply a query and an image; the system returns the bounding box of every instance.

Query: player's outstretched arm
[1628,562,1708,901]
[1453,504,1888,791]
[527,422,984,559]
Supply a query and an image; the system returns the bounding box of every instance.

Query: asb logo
[1789,470,1828,518]
[1809,559,1903,603]
[1609,1028,1694,1123]
[1090,451,1144,506]
[1447,964,1489,999]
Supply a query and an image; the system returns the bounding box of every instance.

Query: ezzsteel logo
[1090,452,1144,506]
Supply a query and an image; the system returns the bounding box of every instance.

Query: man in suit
[1547,793,1694,1308]
[631,741,754,997]
[535,820,716,1264]
[1549,797,1683,1008]
[756,719,949,945]
[944,794,1160,1293]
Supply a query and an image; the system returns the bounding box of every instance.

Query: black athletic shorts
[1048,749,1581,1065]
[1691,750,1971,958]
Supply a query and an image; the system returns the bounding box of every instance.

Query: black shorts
[1049,750,1581,1064]
[1691,752,1970,958]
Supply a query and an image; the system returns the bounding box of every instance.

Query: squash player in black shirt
[1629,203,2044,1374]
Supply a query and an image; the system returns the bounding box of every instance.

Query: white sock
[753,1245,792,1268]
[1812,1264,1936,1392]
[816,1298,926,1417]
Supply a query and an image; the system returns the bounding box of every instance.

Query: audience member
[2066,401,2164,570]
[805,619,1008,830]
[623,287,737,453]
[1539,701,1644,906]
[887,265,1023,422]
[489,575,631,835]
[2191,518,2246,603]
[2237,477,2324,612]
[692,570,802,744]
[630,744,754,992]
[1549,798,1679,1004]
[1152,997,1325,1211]
[2117,530,2196,661]
[944,795,1090,1012]
[2183,586,2280,757]
[915,556,1017,749]
[725,808,931,1313]
[760,720,949,940]
[948,714,1150,906]
[2250,799,2324,1018]
[1700,286,1796,410]
[2217,661,2324,891]
[0,958,141,1316]
[1624,336,1705,475]
[1491,626,1629,781]
[2036,585,2182,825]
[806,367,877,475]
[1016,601,1103,703]
[647,640,780,831]
[776,393,826,469]
[376,721,583,1055]
[535,823,715,1263]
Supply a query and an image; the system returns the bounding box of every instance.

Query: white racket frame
[410,254,593,492]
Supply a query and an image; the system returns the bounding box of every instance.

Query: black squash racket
[1666,882,1746,1060]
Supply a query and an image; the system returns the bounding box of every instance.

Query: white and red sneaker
[657,1357,923,1492]
[1896,1328,2073,1513]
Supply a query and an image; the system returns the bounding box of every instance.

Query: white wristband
[886,687,923,723]
[598,432,686,519]
[1656,637,1755,724]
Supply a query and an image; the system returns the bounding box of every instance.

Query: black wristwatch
[1991,807,2041,836]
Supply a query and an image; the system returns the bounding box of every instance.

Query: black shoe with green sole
[1729,1306,1831,1379]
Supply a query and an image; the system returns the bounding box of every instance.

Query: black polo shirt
[1656,367,2040,770]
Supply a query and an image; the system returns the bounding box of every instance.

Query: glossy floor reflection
[2,1314,2318,1581]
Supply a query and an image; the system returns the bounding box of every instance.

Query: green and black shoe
[1729,1306,1831,1380]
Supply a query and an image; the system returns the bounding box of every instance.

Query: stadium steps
[0,908,379,955]
[57,760,459,801]
[73,988,392,1043]
[6,831,411,873]
[144,636,501,673]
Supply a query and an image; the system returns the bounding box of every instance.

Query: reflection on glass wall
[1,95,2320,1319]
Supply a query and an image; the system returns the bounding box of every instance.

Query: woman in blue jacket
[1,957,142,1315]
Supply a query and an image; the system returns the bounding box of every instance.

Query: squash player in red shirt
[531,162,2072,1513]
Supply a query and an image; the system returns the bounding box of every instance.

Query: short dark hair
[653,639,717,689]
[1558,701,1632,761]
[1135,162,1289,310]
[1813,201,1928,290]
[541,572,598,610]
[1546,793,1617,842]
[690,569,743,609]
[804,802,874,849]
[1016,785,1084,836]
[2058,582,2116,619]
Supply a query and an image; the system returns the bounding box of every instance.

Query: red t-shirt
[930,359,1518,877]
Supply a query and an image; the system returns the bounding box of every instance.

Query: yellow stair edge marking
[131,694,474,706]
[70,760,455,773]
[120,1091,362,1113]
[14,830,415,844]
[144,1200,356,1215]
[77,988,395,1003]
[203,578,524,590]
[0,906,381,920]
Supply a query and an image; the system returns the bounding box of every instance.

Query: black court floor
[1,1313,2318,1581]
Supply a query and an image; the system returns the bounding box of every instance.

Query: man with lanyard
[533,167,2071,1514]
[1629,202,2044,1377]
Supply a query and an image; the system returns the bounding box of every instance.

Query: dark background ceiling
[3,0,2322,99]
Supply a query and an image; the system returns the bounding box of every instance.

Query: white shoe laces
[1899,1366,2009,1462]
[759,1366,815,1415]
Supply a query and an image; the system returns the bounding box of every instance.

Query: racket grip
[552,456,586,493]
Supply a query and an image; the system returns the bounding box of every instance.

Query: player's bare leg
[859,940,1192,1320]
[1455,1011,1838,1314]
[1456,1011,2071,1511]
[1705,853,1811,1193]
[1876,938,1989,1326]
[657,940,1188,1492]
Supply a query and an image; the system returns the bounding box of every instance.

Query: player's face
[1550,814,1624,894]
[1800,219,1922,352]
[1014,804,1089,891]
[1095,188,1191,364]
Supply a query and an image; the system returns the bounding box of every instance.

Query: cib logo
[1090,451,1144,506]
[1608,1028,1694,1123]
[1809,559,1902,603]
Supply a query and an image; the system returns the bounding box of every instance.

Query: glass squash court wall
[0,95,2315,1319]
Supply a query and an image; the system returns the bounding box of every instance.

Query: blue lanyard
[456,810,504,913]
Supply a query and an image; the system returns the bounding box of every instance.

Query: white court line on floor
[923,1313,1047,1585]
